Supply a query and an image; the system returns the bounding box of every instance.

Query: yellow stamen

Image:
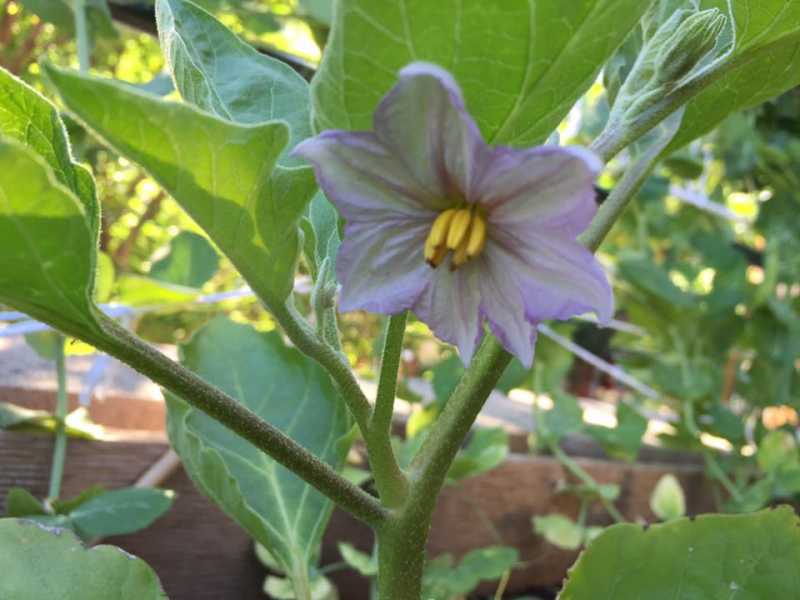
[466,212,487,258]
[424,209,457,266]
[445,208,472,250]
[427,209,457,251]
[424,205,488,270]
[451,235,470,270]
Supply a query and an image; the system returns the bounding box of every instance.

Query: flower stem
[368,312,409,508]
[272,299,373,436]
[582,109,685,253]
[90,315,387,527]
[375,336,511,596]
[47,335,68,501]
[73,0,91,72]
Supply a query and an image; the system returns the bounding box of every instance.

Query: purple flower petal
[337,218,432,314]
[412,262,483,364]
[478,145,601,236]
[294,61,614,368]
[477,250,538,367]
[374,62,489,202]
[488,226,614,324]
[293,131,442,221]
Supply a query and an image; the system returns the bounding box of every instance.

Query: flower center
[424,205,488,270]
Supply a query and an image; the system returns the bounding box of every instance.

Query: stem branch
[90,315,387,527]
[47,336,68,501]
[368,312,409,507]
[73,0,90,72]
[272,300,373,436]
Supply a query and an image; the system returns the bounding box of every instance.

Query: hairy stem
[272,299,373,436]
[47,336,68,501]
[375,336,511,596]
[90,315,387,527]
[368,312,409,507]
[582,109,685,253]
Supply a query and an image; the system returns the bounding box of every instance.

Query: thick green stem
[73,0,90,72]
[89,314,387,527]
[368,312,409,508]
[376,512,429,600]
[47,336,68,501]
[374,336,512,595]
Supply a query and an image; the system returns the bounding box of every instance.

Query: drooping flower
[294,63,613,367]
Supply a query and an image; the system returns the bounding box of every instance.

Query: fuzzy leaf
[166,317,351,594]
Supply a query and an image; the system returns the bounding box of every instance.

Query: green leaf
[149,231,219,289]
[560,507,800,599]
[618,257,695,308]
[17,0,116,40]
[649,474,686,521]
[5,488,46,517]
[496,358,530,394]
[263,574,336,600]
[155,0,312,166]
[539,392,584,442]
[667,1,800,151]
[44,63,317,306]
[0,69,105,338]
[299,0,333,26]
[69,488,175,539]
[165,317,351,593]
[423,546,518,597]
[533,513,584,550]
[0,402,99,439]
[0,519,166,599]
[447,427,509,483]
[115,275,200,307]
[313,0,650,145]
[51,486,107,515]
[302,192,341,281]
[757,430,797,475]
[338,542,378,577]
[431,354,464,406]
[584,403,647,461]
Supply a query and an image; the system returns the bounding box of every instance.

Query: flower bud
[654,8,727,85]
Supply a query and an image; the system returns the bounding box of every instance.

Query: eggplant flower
[294,63,613,366]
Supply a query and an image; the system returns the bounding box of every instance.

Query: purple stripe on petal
[293,131,441,221]
[374,62,490,203]
[413,260,483,365]
[477,252,537,367]
[487,228,614,325]
[478,145,601,237]
[337,218,432,314]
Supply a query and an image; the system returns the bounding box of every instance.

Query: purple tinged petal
[412,262,483,365]
[488,227,614,325]
[293,131,440,221]
[479,145,602,236]
[337,218,432,314]
[477,251,538,367]
[374,62,489,202]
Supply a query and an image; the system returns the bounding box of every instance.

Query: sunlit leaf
[313,0,650,145]
[44,64,317,306]
[166,317,351,594]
